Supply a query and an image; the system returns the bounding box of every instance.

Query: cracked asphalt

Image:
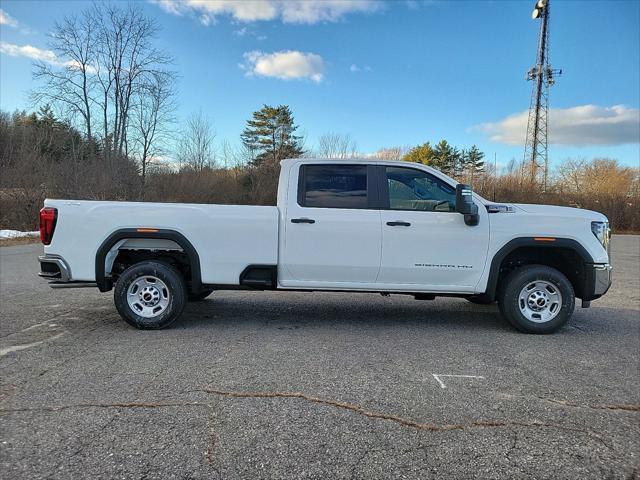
[1,235,639,479]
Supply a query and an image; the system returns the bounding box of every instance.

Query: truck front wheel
[114,261,187,329]
[498,265,575,334]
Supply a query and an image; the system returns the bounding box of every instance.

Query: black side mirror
[456,184,479,226]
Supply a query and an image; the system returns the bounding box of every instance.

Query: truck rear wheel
[114,261,187,329]
[498,265,575,334]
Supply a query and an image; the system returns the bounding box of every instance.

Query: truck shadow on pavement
[170,291,612,334]
[176,292,509,330]
[165,292,636,336]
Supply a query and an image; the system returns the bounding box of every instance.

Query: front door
[280,163,381,286]
[377,166,489,291]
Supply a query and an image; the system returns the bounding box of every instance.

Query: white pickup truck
[38,158,612,333]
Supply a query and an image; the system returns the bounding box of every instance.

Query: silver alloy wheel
[518,280,563,323]
[127,275,170,318]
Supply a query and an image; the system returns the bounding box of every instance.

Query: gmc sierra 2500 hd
[38,158,612,333]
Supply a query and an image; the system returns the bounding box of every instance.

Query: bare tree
[95,4,172,161]
[555,158,586,194]
[373,146,406,160]
[177,111,216,171]
[32,10,97,141]
[317,133,358,159]
[218,138,248,170]
[32,2,174,172]
[132,71,177,198]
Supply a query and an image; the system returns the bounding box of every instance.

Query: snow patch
[0,230,39,239]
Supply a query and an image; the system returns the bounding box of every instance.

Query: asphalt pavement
[1,235,638,479]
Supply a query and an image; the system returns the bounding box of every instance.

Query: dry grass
[0,237,40,247]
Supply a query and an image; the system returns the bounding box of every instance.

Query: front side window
[301,164,368,209]
[385,167,456,212]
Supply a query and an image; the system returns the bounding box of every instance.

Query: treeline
[468,157,638,232]
[1,106,638,232]
[0,104,305,227]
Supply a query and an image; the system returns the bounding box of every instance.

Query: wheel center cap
[139,286,160,306]
[528,290,549,310]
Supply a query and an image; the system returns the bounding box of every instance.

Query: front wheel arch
[484,238,594,301]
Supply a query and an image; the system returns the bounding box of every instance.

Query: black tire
[188,289,214,302]
[498,264,575,334]
[114,261,187,330]
[466,294,495,305]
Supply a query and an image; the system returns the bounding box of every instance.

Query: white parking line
[431,374,485,389]
[0,332,65,357]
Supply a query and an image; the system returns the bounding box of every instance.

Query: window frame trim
[377,165,458,213]
[296,163,380,210]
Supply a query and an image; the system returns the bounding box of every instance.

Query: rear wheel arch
[95,229,202,293]
[484,238,594,301]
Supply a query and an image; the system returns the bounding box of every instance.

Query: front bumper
[38,255,71,282]
[582,263,612,301]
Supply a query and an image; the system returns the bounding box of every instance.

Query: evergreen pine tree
[450,147,463,178]
[241,105,304,166]
[433,139,455,175]
[466,145,485,182]
[402,142,435,165]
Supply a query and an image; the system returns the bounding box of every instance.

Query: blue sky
[1,0,639,169]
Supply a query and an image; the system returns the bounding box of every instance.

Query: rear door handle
[291,218,316,224]
[386,221,411,227]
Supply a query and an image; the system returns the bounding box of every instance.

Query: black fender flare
[95,228,202,292]
[484,237,594,300]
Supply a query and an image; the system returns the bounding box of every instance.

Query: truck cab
[277,160,490,292]
[38,158,612,333]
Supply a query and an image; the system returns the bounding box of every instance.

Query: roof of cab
[281,157,429,169]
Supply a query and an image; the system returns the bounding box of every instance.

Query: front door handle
[291,218,316,224]
[386,221,411,227]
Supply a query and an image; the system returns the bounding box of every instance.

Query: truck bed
[43,199,279,284]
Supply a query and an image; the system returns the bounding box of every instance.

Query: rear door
[377,165,489,290]
[280,163,382,286]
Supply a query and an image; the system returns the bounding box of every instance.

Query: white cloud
[0,42,60,64]
[242,50,325,82]
[0,8,33,34]
[0,41,93,71]
[152,0,381,24]
[0,8,18,27]
[199,14,214,26]
[350,63,372,73]
[232,27,267,40]
[475,105,640,146]
[152,0,183,16]
[280,0,380,23]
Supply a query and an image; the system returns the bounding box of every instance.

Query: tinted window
[301,165,368,209]
[386,167,456,212]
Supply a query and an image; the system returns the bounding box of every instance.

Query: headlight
[591,221,610,250]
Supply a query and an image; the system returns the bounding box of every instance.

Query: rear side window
[300,164,368,209]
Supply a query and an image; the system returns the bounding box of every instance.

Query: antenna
[523,0,562,191]
[493,152,497,202]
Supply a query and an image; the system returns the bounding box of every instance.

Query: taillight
[39,207,58,245]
